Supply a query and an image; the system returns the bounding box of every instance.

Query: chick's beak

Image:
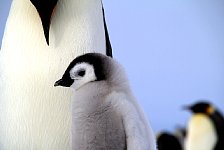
[54,79,65,87]
[30,0,58,45]
[54,78,74,87]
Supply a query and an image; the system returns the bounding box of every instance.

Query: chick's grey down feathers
[56,53,156,150]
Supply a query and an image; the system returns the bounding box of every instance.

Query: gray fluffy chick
[55,53,156,150]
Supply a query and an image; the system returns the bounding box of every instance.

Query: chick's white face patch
[70,63,96,90]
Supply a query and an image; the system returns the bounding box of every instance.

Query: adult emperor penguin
[0,0,112,149]
[54,53,157,150]
[157,131,183,150]
[184,101,224,150]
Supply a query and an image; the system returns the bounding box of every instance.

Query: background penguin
[174,126,187,148]
[157,131,183,150]
[184,101,224,150]
[0,0,112,149]
[54,53,157,150]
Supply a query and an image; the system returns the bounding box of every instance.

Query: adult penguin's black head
[184,101,215,115]
[30,0,58,45]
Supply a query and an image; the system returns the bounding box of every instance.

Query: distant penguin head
[30,0,58,45]
[184,101,215,115]
[157,132,182,150]
[54,53,109,90]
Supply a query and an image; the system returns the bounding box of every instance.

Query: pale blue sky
[1,0,224,133]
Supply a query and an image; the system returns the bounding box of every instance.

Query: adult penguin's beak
[30,0,58,45]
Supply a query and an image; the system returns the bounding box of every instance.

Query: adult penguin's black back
[210,110,224,150]
[102,7,113,57]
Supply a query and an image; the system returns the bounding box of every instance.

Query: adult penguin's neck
[1,0,107,57]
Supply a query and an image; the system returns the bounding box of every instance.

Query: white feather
[185,114,217,150]
[0,0,107,149]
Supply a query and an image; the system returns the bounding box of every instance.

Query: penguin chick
[157,131,182,150]
[184,101,224,150]
[55,53,156,150]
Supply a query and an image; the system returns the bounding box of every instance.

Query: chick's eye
[77,70,85,77]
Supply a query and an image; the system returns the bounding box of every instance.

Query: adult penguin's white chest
[185,114,217,150]
[0,0,107,149]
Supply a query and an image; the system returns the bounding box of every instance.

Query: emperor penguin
[0,0,112,149]
[184,101,224,150]
[54,53,157,150]
[157,131,183,150]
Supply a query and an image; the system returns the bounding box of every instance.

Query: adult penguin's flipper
[102,6,113,58]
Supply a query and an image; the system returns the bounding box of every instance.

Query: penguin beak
[54,79,67,87]
[54,78,74,87]
[30,0,58,45]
